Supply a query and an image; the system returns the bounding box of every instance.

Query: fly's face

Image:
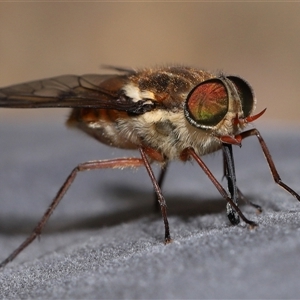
[184,76,261,143]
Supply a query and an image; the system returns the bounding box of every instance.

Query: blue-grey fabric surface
[0,119,300,299]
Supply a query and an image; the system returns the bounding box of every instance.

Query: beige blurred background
[0,2,299,124]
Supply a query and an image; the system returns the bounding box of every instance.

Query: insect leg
[181,147,257,227]
[237,189,263,213]
[222,151,262,213]
[0,157,145,269]
[222,143,240,225]
[154,163,169,211]
[139,148,172,243]
[239,129,300,201]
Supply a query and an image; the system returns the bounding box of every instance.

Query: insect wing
[0,74,154,114]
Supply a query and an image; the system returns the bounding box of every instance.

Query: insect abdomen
[67,108,139,149]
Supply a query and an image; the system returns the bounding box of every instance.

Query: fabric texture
[0,120,300,299]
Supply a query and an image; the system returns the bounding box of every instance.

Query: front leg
[238,129,300,202]
[222,143,240,225]
[180,147,257,228]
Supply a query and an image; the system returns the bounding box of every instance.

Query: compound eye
[185,79,228,129]
[228,76,254,117]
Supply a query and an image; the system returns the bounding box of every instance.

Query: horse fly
[0,66,299,267]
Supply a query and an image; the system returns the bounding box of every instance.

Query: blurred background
[0,2,299,124]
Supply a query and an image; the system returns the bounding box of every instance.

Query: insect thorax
[67,106,223,161]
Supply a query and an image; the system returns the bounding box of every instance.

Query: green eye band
[184,79,228,129]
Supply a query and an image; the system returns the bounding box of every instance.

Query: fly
[0,66,299,268]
